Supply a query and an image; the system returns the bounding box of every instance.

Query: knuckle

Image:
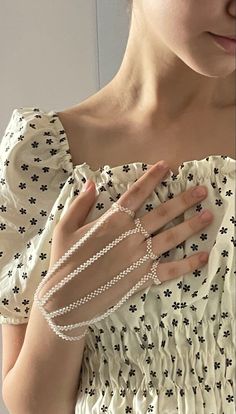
[187,256,195,271]
[190,253,200,268]
[148,166,159,178]
[182,190,191,206]
[130,181,144,197]
[188,216,198,231]
[109,210,127,229]
[100,213,127,239]
[164,228,177,244]
[156,202,169,218]
[167,263,177,278]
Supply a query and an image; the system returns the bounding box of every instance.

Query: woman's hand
[38,160,213,329]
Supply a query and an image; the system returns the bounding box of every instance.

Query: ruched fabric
[0,107,235,413]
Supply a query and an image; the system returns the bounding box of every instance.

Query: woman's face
[133,0,236,77]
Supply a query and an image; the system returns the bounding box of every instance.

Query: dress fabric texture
[0,107,235,414]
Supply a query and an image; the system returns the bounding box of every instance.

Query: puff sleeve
[0,107,73,324]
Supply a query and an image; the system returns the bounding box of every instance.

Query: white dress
[0,107,235,413]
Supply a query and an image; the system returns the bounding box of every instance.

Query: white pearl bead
[34,201,162,341]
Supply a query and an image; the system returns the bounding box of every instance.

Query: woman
[1,1,235,413]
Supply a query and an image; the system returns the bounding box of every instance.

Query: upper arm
[0,107,73,383]
[1,323,27,384]
[0,108,73,327]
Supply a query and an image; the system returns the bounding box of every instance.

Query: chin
[181,53,236,78]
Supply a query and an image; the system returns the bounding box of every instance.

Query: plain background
[0,1,130,412]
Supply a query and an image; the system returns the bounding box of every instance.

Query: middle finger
[140,184,209,235]
[152,208,213,257]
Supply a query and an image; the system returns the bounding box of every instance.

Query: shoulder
[3,107,55,135]
[55,106,97,167]
[55,103,122,170]
[0,107,73,174]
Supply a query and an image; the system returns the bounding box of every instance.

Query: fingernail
[82,179,93,192]
[199,210,212,221]
[192,186,207,198]
[200,252,209,263]
[158,160,169,170]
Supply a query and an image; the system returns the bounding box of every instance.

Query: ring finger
[152,208,213,257]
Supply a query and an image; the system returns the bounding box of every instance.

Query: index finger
[116,160,170,212]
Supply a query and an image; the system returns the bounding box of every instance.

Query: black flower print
[0,108,235,413]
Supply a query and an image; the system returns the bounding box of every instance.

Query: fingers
[141,184,209,235]
[116,160,170,212]
[152,208,214,256]
[156,251,209,283]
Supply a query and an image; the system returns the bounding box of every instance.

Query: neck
[103,15,235,126]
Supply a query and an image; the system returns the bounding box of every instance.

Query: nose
[228,0,236,18]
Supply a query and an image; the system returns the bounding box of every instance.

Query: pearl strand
[34,202,134,305]
[36,260,160,341]
[34,201,162,341]
[47,216,161,319]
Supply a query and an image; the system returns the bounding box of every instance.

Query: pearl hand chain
[34,201,162,341]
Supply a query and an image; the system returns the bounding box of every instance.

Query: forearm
[2,300,87,414]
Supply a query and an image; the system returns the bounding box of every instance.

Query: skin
[58,0,235,172]
[109,0,236,125]
[3,4,235,409]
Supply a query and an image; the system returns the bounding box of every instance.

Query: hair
[126,0,133,15]
[126,0,133,26]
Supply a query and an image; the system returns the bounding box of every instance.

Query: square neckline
[50,109,235,182]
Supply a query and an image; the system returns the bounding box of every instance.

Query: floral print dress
[0,107,235,413]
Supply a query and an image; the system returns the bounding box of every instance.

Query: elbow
[2,386,25,414]
[2,393,29,414]
[3,382,75,414]
[2,370,35,414]
[2,368,76,414]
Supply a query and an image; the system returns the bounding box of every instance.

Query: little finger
[155,251,209,283]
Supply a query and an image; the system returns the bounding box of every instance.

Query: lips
[218,35,236,41]
[208,32,236,55]
[225,36,236,41]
